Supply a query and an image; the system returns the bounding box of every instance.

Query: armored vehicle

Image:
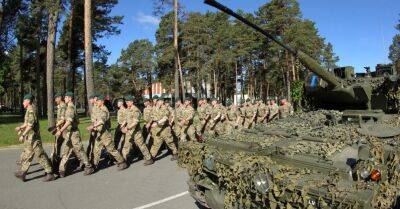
[179,110,400,208]
[177,0,400,208]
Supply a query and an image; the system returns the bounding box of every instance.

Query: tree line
[0,0,399,121]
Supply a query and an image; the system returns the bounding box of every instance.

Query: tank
[204,0,400,113]
[177,1,400,208]
[179,110,400,208]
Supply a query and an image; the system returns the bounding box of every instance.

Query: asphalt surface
[0,145,200,209]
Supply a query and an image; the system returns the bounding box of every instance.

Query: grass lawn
[0,113,118,147]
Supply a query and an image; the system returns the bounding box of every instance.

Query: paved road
[0,145,200,209]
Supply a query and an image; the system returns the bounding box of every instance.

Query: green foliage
[389,15,400,64]
[291,80,304,103]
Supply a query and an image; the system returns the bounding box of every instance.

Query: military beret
[211,98,219,102]
[143,98,150,102]
[246,98,251,102]
[240,98,245,104]
[125,95,134,101]
[153,95,159,100]
[226,100,232,106]
[97,94,105,101]
[89,93,98,99]
[65,91,74,98]
[184,97,192,101]
[54,92,64,98]
[117,98,125,103]
[23,93,33,101]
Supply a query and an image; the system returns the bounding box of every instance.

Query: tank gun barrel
[204,0,343,88]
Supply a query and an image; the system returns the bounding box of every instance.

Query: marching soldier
[14,94,55,182]
[173,100,183,140]
[243,99,257,129]
[86,94,99,163]
[196,97,211,135]
[49,93,68,172]
[121,95,154,165]
[89,95,127,170]
[177,98,196,142]
[225,100,241,134]
[114,99,127,151]
[208,99,226,136]
[149,97,178,161]
[55,92,94,177]
[257,99,269,124]
[278,99,294,119]
[143,97,154,144]
[268,100,279,121]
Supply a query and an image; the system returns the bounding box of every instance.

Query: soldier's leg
[101,132,125,165]
[161,130,178,155]
[121,132,133,161]
[87,132,96,163]
[70,131,91,168]
[20,139,35,173]
[114,125,122,150]
[150,135,163,158]
[32,140,53,174]
[133,131,152,160]
[58,137,73,174]
[93,137,103,167]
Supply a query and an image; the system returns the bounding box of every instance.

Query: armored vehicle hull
[178,111,400,208]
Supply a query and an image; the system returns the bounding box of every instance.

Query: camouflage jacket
[153,105,170,128]
[226,106,240,121]
[117,107,127,126]
[269,104,279,116]
[126,105,141,130]
[24,105,39,137]
[56,102,67,127]
[143,106,154,123]
[181,105,195,125]
[96,105,111,132]
[65,102,79,131]
[91,105,101,124]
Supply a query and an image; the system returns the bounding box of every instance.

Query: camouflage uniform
[59,102,93,173]
[196,103,211,134]
[51,102,67,166]
[225,106,240,134]
[256,102,268,124]
[143,104,154,142]
[269,103,279,121]
[19,105,53,174]
[93,105,125,166]
[279,103,294,119]
[114,107,127,150]
[174,105,184,139]
[177,105,196,142]
[149,105,178,157]
[208,104,226,135]
[87,105,100,162]
[122,105,152,161]
[244,103,257,129]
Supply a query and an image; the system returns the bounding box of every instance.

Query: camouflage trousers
[93,131,125,166]
[150,126,178,157]
[59,130,92,172]
[207,122,225,136]
[122,127,152,161]
[20,137,53,174]
[87,131,97,164]
[244,118,254,129]
[114,125,124,151]
[179,124,196,142]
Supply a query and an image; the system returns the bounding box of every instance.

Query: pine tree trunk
[46,0,60,127]
[173,0,180,102]
[84,0,94,115]
[19,44,24,115]
[35,32,42,117]
[67,0,75,92]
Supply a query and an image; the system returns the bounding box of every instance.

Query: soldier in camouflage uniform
[237,99,246,129]
[89,95,127,170]
[149,97,178,161]
[177,98,196,142]
[196,98,211,135]
[278,99,294,119]
[225,100,241,134]
[114,99,127,151]
[86,94,99,163]
[208,99,226,136]
[268,99,279,122]
[143,97,154,143]
[173,100,183,140]
[55,92,94,177]
[243,99,257,129]
[121,95,154,165]
[257,99,269,124]
[14,94,55,182]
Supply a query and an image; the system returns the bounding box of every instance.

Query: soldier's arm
[127,112,140,130]
[58,107,73,134]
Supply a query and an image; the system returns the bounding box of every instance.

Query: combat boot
[14,171,26,182]
[42,173,55,182]
[143,158,154,166]
[83,167,94,176]
[117,162,128,171]
[171,154,178,161]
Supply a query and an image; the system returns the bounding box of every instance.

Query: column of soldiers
[13,92,293,182]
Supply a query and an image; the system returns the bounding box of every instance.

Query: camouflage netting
[178,110,400,208]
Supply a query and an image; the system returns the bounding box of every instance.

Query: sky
[97,0,400,73]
